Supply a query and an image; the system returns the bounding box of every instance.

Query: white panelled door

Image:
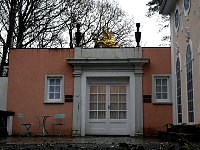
[86,83,129,135]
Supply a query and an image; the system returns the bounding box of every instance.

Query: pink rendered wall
[142,47,173,136]
[7,48,74,136]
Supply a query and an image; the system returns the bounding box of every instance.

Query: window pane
[162,79,167,85]
[49,86,54,92]
[55,86,60,92]
[50,79,55,85]
[156,93,161,99]
[55,93,60,99]
[162,86,167,92]
[55,79,60,85]
[156,79,161,85]
[49,93,54,99]
[162,93,168,99]
[156,86,161,92]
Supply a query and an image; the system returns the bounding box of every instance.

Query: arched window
[186,44,194,123]
[176,57,182,123]
[174,7,180,32]
[184,0,190,16]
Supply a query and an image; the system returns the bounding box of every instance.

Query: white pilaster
[72,66,82,136]
[134,65,143,135]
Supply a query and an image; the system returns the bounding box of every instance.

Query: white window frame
[152,74,171,104]
[44,75,64,103]
[185,41,194,123]
[176,57,182,124]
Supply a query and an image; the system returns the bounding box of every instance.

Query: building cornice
[67,58,149,66]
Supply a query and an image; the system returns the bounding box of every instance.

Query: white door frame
[80,71,135,136]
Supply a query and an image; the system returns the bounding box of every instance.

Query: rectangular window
[153,75,171,103]
[45,75,64,103]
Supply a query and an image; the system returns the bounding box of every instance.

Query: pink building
[7,47,172,137]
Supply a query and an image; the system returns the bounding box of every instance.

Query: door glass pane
[90,85,97,93]
[89,83,127,120]
[110,85,118,93]
[119,94,126,103]
[110,111,118,119]
[110,94,118,103]
[110,103,118,110]
[119,103,126,110]
[90,94,97,103]
[98,94,106,103]
[119,111,126,119]
[110,84,127,119]
[90,111,97,119]
[98,103,105,110]
[90,103,97,110]
[98,111,106,119]
[98,85,106,93]
[119,85,126,93]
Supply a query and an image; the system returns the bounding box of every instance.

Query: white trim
[44,75,64,103]
[81,71,135,136]
[152,74,172,104]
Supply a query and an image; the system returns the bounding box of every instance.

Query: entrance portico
[68,47,149,136]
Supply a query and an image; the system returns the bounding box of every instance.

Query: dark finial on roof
[75,23,82,47]
[135,23,141,47]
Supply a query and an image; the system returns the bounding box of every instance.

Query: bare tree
[146,0,170,46]
[77,0,135,48]
[0,0,135,76]
[0,0,67,75]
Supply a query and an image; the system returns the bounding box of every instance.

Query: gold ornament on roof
[97,27,118,47]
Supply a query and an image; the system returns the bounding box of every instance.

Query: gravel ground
[1,137,200,150]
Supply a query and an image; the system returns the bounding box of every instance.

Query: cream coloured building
[160,0,200,124]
